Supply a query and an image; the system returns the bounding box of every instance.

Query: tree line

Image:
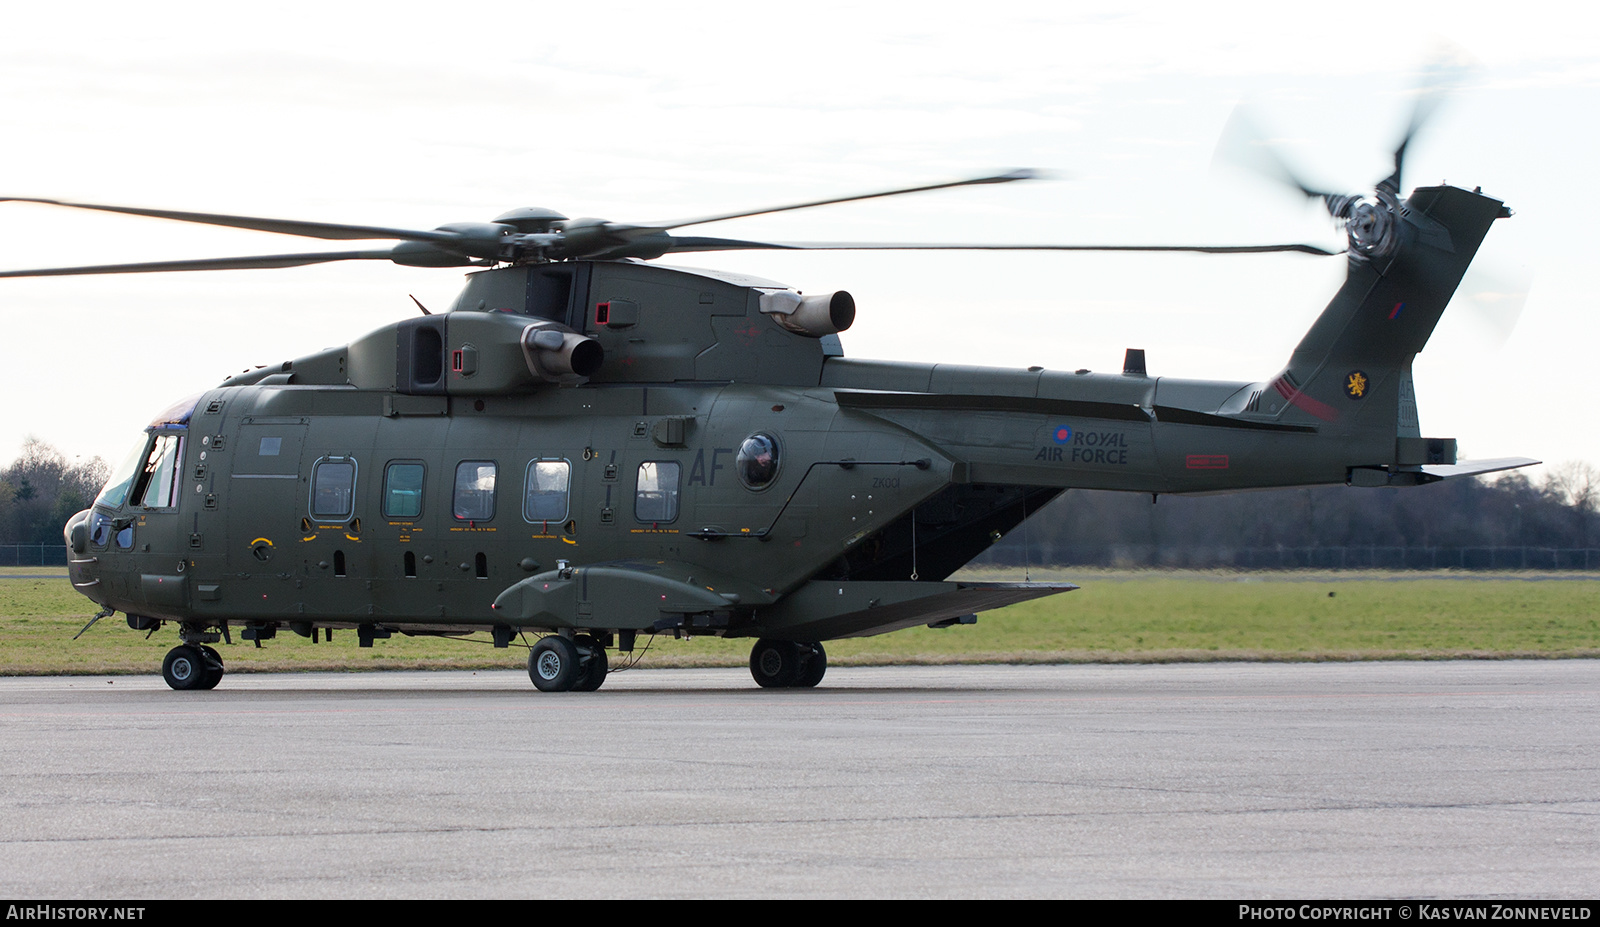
[1,438,1595,564]
[0,439,111,548]
[977,460,1598,568]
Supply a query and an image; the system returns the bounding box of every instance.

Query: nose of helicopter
[63,509,105,603]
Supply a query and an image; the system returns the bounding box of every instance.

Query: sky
[2,1,1596,483]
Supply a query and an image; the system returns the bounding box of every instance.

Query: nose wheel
[749,639,826,688]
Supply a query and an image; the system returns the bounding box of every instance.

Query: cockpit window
[95,438,149,510]
[131,434,185,509]
[94,395,202,511]
[148,393,202,430]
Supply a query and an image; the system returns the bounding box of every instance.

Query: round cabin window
[736,433,781,490]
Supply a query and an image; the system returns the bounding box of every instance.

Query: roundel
[1344,370,1370,400]
[1052,425,1073,444]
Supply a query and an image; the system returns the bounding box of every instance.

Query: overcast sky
[2,1,1596,483]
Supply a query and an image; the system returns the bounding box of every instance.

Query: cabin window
[523,459,571,524]
[131,433,185,509]
[383,462,426,518]
[634,461,680,523]
[310,458,357,521]
[736,433,781,490]
[454,461,498,521]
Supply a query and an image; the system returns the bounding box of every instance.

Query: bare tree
[1543,461,1598,546]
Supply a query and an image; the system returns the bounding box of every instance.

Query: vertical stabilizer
[1260,185,1507,449]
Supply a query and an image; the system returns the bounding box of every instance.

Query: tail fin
[1256,185,1509,459]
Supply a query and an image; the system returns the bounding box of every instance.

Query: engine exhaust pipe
[759,290,855,337]
[521,321,604,384]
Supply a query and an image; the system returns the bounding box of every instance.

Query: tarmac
[1,660,1596,898]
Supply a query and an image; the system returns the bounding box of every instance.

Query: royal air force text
[1036,430,1130,465]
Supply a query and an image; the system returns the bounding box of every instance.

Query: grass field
[2,566,1596,675]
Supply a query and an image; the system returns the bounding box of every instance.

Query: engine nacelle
[522,321,604,385]
[759,289,856,338]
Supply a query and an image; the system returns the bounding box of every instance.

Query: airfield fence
[0,545,67,567]
[986,545,1600,571]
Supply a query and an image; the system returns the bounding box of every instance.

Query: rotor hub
[492,207,569,234]
[1344,194,1399,261]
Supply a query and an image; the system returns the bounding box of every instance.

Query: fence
[987,546,1600,571]
[0,545,67,567]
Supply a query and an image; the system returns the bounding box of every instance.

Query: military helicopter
[10,97,1534,693]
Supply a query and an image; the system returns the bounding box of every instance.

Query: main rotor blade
[0,250,401,278]
[664,237,1339,256]
[0,197,460,243]
[649,170,1043,231]
[1212,106,1337,202]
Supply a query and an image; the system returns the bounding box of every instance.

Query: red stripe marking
[1273,377,1340,422]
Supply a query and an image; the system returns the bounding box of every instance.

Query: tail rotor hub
[1343,195,1399,260]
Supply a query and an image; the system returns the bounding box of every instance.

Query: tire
[528,636,581,692]
[198,645,225,690]
[162,645,209,691]
[795,642,827,688]
[750,638,802,688]
[573,638,608,692]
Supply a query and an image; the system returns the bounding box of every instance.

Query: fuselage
[64,183,1513,645]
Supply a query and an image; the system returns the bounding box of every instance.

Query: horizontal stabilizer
[1349,457,1540,488]
[1420,457,1542,481]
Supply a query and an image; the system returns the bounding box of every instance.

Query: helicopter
[10,101,1535,693]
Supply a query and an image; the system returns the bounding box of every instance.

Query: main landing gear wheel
[529,636,581,692]
[573,637,608,692]
[796,642,827,688]
[162,645,211,691]
[750,639,827,688]
[198,645,225,690]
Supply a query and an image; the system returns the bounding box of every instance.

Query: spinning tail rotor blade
[1212,106,1338,203]
[1450,265,1532,348]
[1380,51,1471,196]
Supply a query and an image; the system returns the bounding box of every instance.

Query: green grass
[2,567,1597,675]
